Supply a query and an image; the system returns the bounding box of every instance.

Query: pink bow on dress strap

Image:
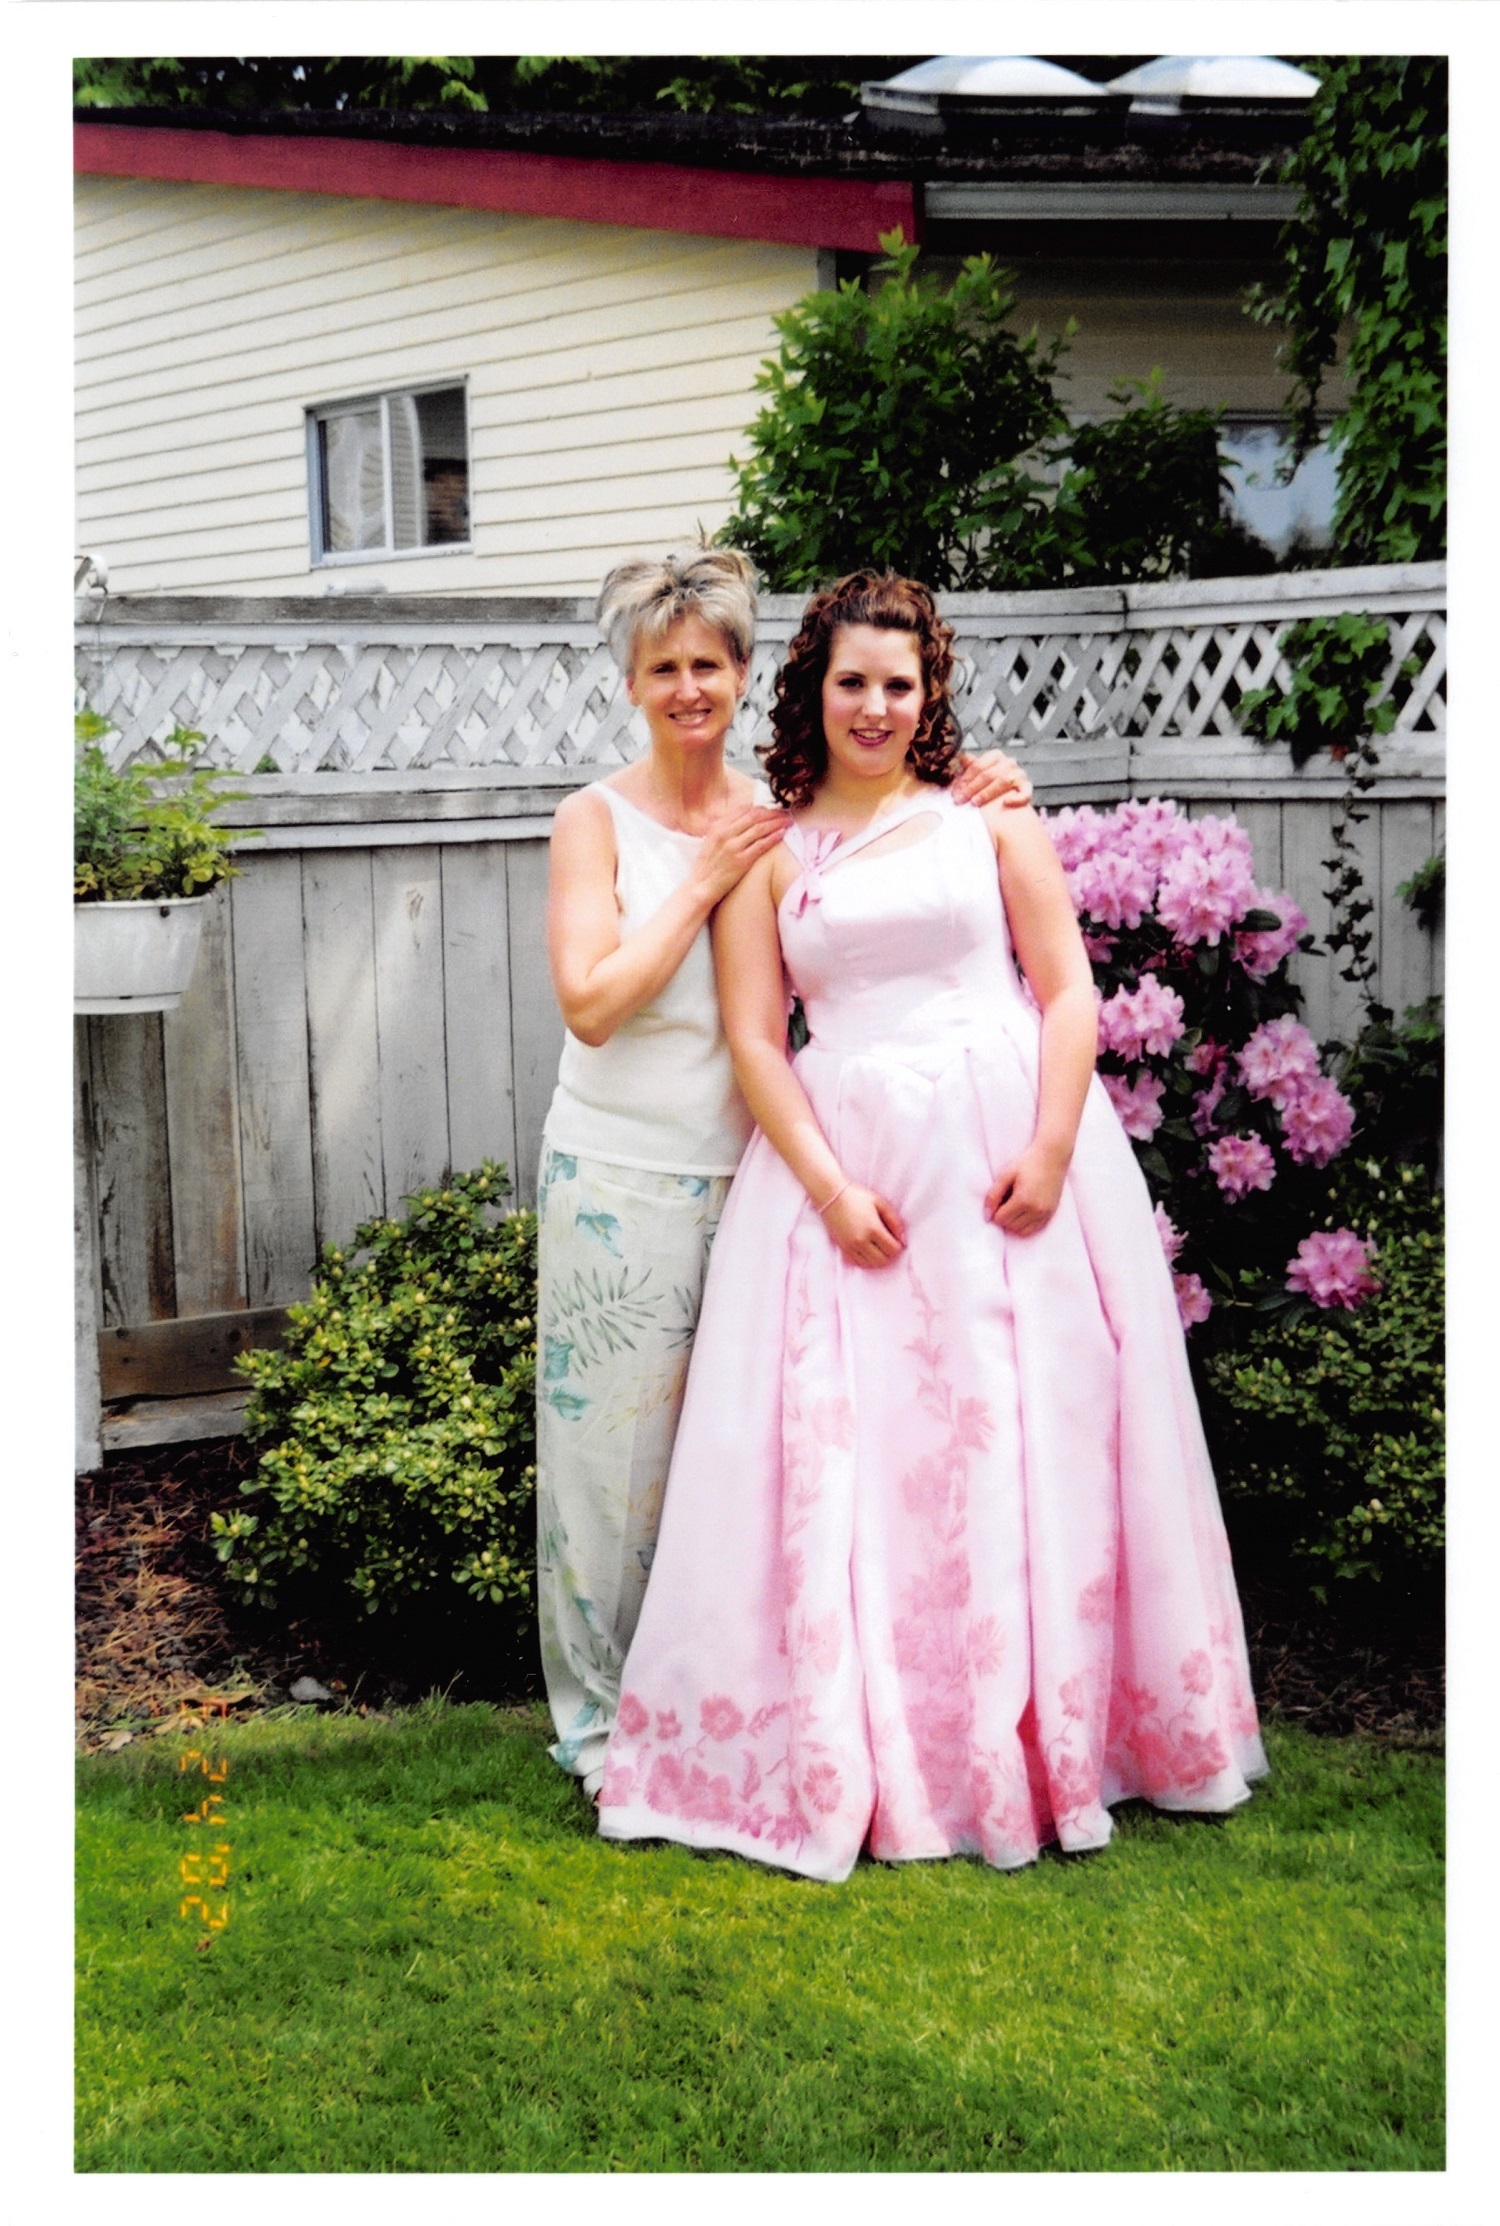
[788,828,842,916]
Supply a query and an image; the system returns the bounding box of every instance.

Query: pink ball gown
[597,789,1267,1879]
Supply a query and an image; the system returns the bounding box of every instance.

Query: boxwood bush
[213,1164,537,1619]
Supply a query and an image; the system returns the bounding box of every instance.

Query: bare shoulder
[717,841,782,925]
[982,800,1074,903]
[553,783,613,836]
[549,785,617,878]
[767,826,807,910]
[981,798,1047,852]
[745,844,785,902]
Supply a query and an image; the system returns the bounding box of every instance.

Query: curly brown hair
[760,572,960,809]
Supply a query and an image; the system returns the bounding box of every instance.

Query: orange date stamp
[177,1698,231,1937]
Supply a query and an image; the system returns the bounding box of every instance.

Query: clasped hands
[818,1141,1067,1269]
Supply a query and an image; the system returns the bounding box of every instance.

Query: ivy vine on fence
[1240,57,1445,1027]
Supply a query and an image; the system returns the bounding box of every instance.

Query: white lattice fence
[76,564,1445,773]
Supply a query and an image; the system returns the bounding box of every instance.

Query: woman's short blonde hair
[596,545,758,675]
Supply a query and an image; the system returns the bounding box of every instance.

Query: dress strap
[594,782,701,849]
[782,824,844,916]
[782,791,951,915]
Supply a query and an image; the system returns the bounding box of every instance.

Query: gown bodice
[780,790,1030,1066]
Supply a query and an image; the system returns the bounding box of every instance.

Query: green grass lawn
[76,1702,1442,2174]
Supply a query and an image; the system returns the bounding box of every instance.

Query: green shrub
[1057,372,1239,586]
[1335,995,1443,1175]
[74,708,258,900]
[213,1165,537,1618]
[722,234,1258,594]
[722,232,1071,593]
[1203,1158,1443,1593]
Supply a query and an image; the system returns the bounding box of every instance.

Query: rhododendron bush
[1044,798,1372,1330]
[1043,798,1444,1595]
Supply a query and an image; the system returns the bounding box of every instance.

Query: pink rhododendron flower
[1234,890,1309,979]
[1191,1071,1227,1138]
[1101,1070,1165,1140]
[1207,1133,1276,1201]
[1112,796,1190,879]
[1286,1228,1380,1308]
[1174,1272,1212,1327]
[1189,1038,1227,1077]
[1154,1204,1184,1264]
[1068,847,1155,930]
[1081,926,1116,963]
[1191,814,1257,870]
[1155,832,1259,947]
[1237,1015,1321,1109]
[1278,1074,1356,1166]
[1098,974,1186,1061]
[1045,803,1110,870]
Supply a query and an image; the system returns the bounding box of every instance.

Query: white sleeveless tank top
[542,783,757,1176]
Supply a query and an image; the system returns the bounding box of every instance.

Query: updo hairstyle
[596,545,758,676]
[761,571,960,809]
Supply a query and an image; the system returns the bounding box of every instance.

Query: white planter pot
[74,894,210,1014]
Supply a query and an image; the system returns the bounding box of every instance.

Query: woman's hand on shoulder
[952,749,1032,811]
[821,1184,907,1269]
[692,797,791,906]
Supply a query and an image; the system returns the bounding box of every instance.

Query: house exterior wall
[75,174,818,596]
[1006,250,1348,420]
[919,236,1350,420]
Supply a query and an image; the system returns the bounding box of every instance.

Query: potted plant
[74,708,259,1014]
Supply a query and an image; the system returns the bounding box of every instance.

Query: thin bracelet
[816,1179,851,1216]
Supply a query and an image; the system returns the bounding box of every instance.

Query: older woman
[536,547,1029,1798]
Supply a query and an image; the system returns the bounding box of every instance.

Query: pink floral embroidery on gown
[597,792,1267,1880]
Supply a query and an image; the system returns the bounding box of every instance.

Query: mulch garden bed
[75,1435,1444,1752]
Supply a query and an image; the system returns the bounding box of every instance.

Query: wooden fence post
[74,1017,103,1473]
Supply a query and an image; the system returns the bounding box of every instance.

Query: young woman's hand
[820,1184,907,1269]
[692,801,791,904]
[952,750,1033,810]
[985,1142,1070,1237]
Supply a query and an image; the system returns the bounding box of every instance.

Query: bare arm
[713,858,906,1270]
[547,787,786,1046]
[983,803,1098,1236]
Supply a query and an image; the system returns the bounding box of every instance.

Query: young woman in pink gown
[597,573,1266,1880]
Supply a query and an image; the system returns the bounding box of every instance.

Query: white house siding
[1005,251,1351,419]
[75,175,818,596]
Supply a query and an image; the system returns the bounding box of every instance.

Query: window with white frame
[308,384,470,562]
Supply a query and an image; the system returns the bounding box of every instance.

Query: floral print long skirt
[535,1144,732,1796]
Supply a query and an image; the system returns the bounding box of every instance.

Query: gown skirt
[596,792,1267,1880]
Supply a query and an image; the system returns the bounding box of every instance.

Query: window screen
[312,384,470,561]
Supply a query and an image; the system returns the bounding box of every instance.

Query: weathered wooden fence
[75,566,1445,1458]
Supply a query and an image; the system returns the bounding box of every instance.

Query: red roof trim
[74,122,918,252]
